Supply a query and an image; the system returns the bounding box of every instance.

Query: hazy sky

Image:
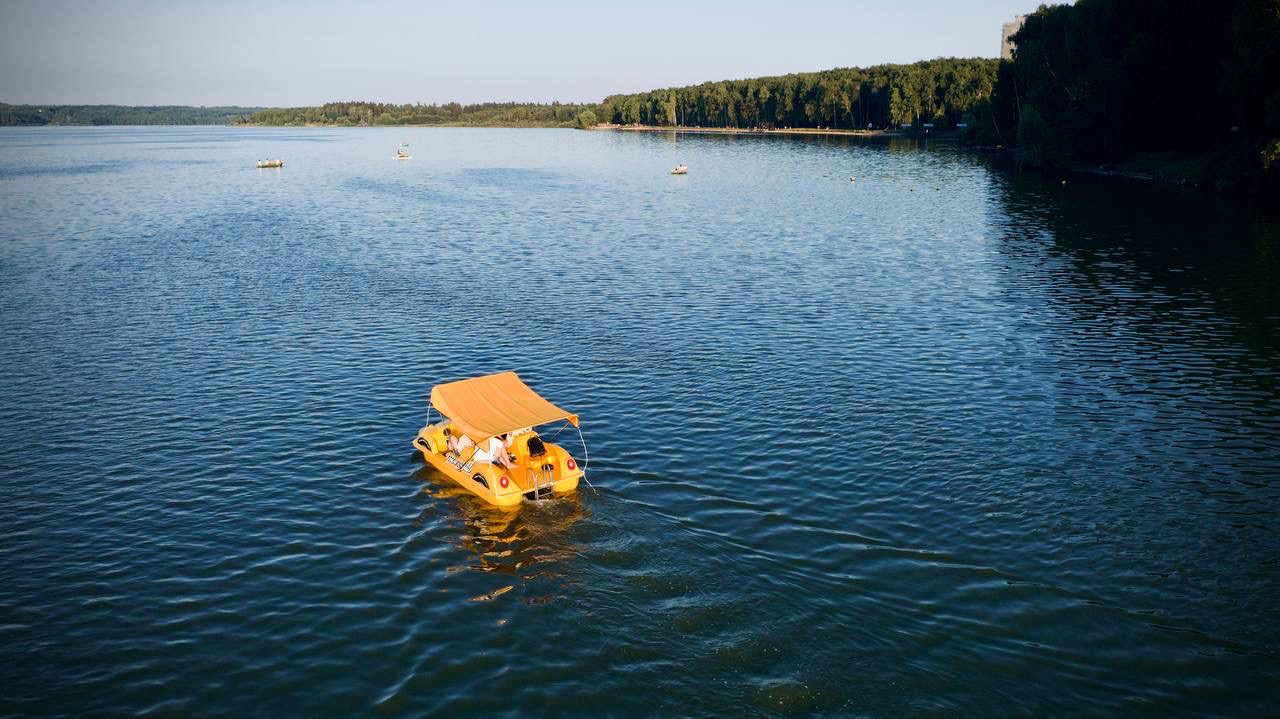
[1,0,1040,107]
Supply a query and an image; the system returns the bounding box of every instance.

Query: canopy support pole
[548,420,569,442]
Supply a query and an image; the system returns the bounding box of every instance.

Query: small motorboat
[395,142,411,160]
[413,372,588,507]
[256,159,283,168]
[670,164,688,175]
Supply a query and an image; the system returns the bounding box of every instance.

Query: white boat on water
[395,142,411,160]
[670,164,688,175]
[256,159,283,168]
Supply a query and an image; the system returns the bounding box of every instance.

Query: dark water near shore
[1,126,1278,717]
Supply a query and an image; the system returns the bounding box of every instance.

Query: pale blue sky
[1,0,1040,106]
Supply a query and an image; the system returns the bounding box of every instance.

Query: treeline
[596,58,1000,130]
[0,104,264,126]
[243,101,597,127]
[992,0,1280,190]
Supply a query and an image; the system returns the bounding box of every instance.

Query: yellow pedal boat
[412,372,588,507]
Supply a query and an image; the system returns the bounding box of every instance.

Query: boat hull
[412,423,582,507]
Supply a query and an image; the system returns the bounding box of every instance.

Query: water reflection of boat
[414,464,588,586]
[256,159,283,168]
[670,164,688,174]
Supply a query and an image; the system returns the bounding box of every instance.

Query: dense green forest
[596,58,1000,130]
[242,101,596,127]
[240,58,1000,131]
[0,104,263,126]
[991,0,1280,190]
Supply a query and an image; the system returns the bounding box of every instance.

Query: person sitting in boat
[474,434,518,469]
[506,427,533,448]
[447,431,475,457]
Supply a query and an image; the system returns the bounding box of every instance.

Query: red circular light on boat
[499,475,510,488]
[566,458,577,470]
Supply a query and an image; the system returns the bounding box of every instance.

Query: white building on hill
[1002,15,1027,60]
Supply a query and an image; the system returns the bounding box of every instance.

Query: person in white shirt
[472,433,518,469]
[505,428,533,453]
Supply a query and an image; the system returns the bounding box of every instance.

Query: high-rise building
[1001,15,1027,60]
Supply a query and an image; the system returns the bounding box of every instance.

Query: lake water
[1,126,1278,717]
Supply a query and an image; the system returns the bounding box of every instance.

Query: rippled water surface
[2,126,1279,717]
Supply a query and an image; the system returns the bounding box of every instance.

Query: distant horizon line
[2,54,1002,110]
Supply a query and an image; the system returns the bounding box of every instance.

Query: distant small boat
[670,164,688,175]
[395,142,411,160]
[256,159,283,168]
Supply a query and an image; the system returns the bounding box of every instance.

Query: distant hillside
[0,104,264,126]
[242,101,596,127]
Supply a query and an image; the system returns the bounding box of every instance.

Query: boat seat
[524,436,555,473]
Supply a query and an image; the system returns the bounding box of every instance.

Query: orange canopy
[430,372,579,442]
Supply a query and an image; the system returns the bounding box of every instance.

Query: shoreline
[602,124,1218,191]
[232,122,577,129]
[592,124,932,140]
[12,122,1214,192]
[1062,161,1203,189]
